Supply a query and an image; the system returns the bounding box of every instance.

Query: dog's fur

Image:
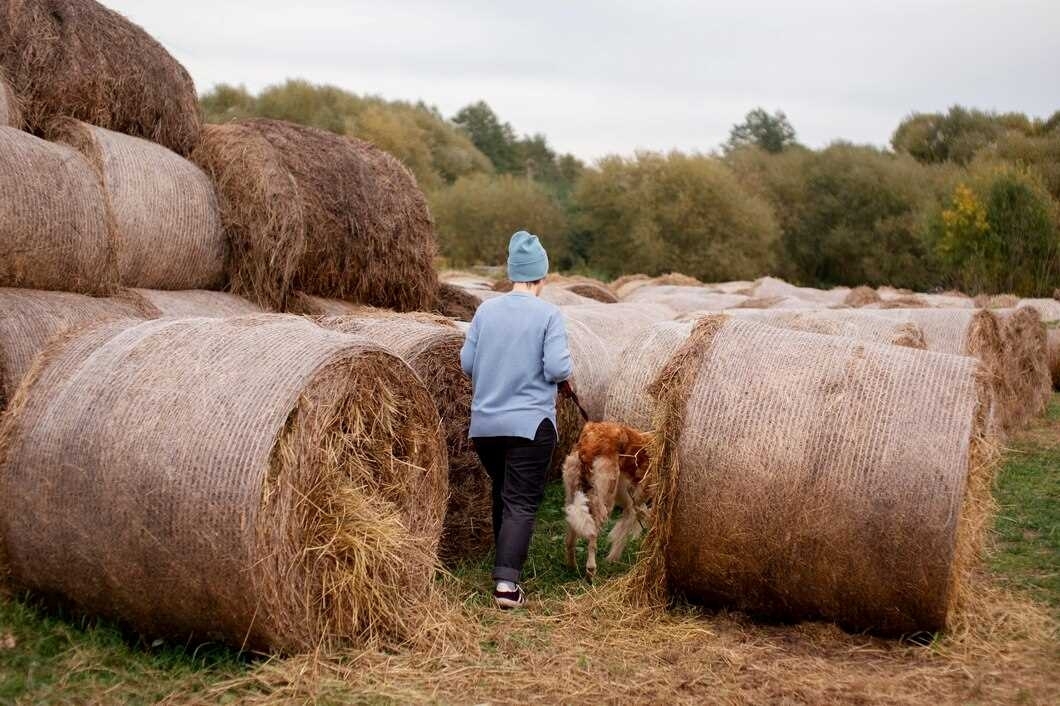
[562,421,653,579]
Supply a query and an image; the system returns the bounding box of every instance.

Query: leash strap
[559,380,590,421]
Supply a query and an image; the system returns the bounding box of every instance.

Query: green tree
[199,83,256,123]
[725,108,797,154]
[452,101,519,173]
[929,166,1060,296]
[430,174,569,267]
[727,143,946,289]
[572,151,778,280]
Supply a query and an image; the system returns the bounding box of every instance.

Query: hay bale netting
[0,287,154,409]
[0,127,114,293]
[0,0,201,155]
[435,282,480,322]
[919,293,975,309]
[973,294,1021,309]
[0,68,19,128]
[1018,298,1060,326]
[550,304,677,473]
[631,316,996,635]
[871,309,1010,431]
[0,315,447,651]
[127,289,262,318]
[314,315,489,563]
[45,118,227,289]
[190,119,437,312]
[603,321,694,430]
[723,309,928,349]
[994,307,1052,425]
[625,285,748,313]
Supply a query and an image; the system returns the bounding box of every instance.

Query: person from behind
[460,230,573,609]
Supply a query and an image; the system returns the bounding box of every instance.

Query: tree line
[201,82,1060,296]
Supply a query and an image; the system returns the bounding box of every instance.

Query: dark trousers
[472,419,557,583]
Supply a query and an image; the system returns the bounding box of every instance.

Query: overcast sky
[109,0,1059,161]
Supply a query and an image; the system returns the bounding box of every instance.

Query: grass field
[1,395,1057,704]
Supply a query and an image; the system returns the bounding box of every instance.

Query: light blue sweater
[460,291,573,439]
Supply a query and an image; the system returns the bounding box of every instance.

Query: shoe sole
[494,596,525,610]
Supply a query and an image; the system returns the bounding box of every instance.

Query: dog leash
[559,380,589,421]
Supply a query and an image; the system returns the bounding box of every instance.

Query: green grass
[989,395,1060,614]
[1,395,1057,703]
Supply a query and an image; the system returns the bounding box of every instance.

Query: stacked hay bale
[0,287,155,409]
[45,119,227,290]
[314,314,490,564]
[126,289,262,318]
[628,315,996,635]
[191,119,437,312]
[435,282,480,321]
[604,321,694,430]
[0,0,202,155]
[538,284,599,307]
[1019,299,1060,390]
[286,293,368,317]
[0,69,19,128]
[0,127,114,293]
[0,315,447,651]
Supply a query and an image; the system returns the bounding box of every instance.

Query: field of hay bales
[2,2,1058,703]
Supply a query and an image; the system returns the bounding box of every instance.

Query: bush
[929,166,1059,296]
[430,174,569,266]
[571,152,778,281]
[728,144,945,289]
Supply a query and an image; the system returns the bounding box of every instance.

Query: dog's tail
[564,490,596,538]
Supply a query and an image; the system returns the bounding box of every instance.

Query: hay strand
[190,119,437,311]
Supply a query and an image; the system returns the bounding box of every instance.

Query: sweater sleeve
[542,310,573,384]
[460,315,479,377]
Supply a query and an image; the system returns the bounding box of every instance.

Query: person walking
[460,230,573,609]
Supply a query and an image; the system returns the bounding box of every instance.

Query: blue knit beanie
[507,230,549,282]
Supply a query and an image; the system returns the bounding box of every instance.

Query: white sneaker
[493,581,526,609]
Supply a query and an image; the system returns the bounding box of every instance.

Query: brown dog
[562,421,653,579]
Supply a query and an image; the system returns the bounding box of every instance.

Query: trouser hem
[492,566,521,583]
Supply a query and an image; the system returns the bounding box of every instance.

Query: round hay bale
[0,315,447,651]
[844,286,882,307]
[1018,298,1060,326]
[314,315,489,564]
[538,284,597,306]
[190,119,437,312]
[0,287,154,409]
[1047,328,1060,390]
[630,315,996,635]
[919,293,975,309]
[0,0,201,155]
[0,68,20,128]
[994,307,1051,427]
[564,281,619,304]
[974,294,1021,309]
[46,118,227,290]
[603,321,694,430]
[868,295,930,309]
[652,272,702,287]
[869,309,1009,432]
[0,126,115,293]
[439,270,493,291]
[625,285,748,314]
[611,273,650,292]
[491,278,514,293]
[286,292,367,317]
[551,304,677,473]
[126,289,262,318]
[747,276,849,305]
[435,282,480,322]
[724,309,928,349]
[702,280,756,294]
